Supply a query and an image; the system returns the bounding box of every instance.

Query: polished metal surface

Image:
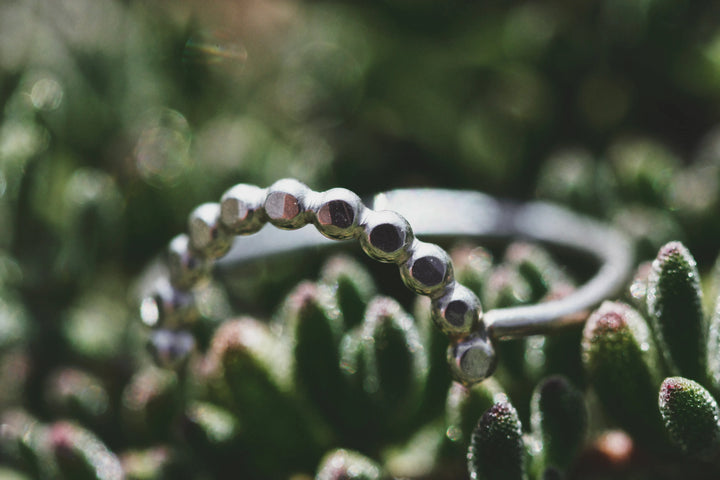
[140,181,634,385]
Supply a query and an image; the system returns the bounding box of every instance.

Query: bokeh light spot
[134,108,192,186]
[30,77,64,111]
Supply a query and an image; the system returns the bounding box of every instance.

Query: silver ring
[138,179,633,386]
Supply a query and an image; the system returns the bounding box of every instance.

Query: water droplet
[134,109,192,186]
[446,426,461,442]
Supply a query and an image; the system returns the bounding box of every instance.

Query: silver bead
[359,210,414,263]
[264,178,310,230]
[220,184,267,235]
[431,283,482,335]
[313,188,364,240]
[148,329,195,370]
[400,241,454,297]
[167,234,210,289]
[447,331,497,386]
[140,277,198,328]
[188,203,232,259]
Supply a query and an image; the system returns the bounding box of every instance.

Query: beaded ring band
[139,179,633,386]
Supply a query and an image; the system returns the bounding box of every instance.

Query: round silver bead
[188,203,233,259]
[431,283,482,335]
[400,241,454,297]
[313,188,364,240]
[148,329,195,370]
[140,277,198,328]
[359,210,414,263]
[167,234,210,289]
[447,331,497,386]
[220,184,267,235]
[264,178,311,230]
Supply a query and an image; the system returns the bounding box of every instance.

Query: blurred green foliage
[3,0,720,478]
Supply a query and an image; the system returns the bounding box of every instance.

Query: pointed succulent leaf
[316,449,382,480]
[414,296,453,418]
[505,243,568,303]
[319,255,376,330]
[468,402,527,480]
[707,296,720,393]
[628,261,652,314]
[49,421,123,480]
[710,252,720,309]
[182,402,243,473]
[359,297,428,433]
[582,301,667,446]
[204,318,323,473]
[530,376,587,471]
[485,266,532,310]
[184,401,240,447]
[120,447,175,480]
[647,242,705,380]
[451,245,493,302]
[445,378,506,448]
[45,368,109,424]
[337,326,378,442]
[384,421,446,478]
[121,366,180,441]
[608,138,679,206]
[531,284,584,385]
[0,409,56,478]
[282,281,347,422]
[659,376,720,460]
[486,266,532,380]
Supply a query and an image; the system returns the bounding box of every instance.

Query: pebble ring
[139,179,633,386]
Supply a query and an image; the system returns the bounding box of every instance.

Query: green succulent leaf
[659,376,720,461]
[359,296,428,435]
[315,449,382,480]
[121,366,180,441]
[707,296,720,394]
[468,402,527,480]
[49,421,123,480]
[452,245,493,303]
[646,241,705,380]
[0,410,56,478]
[582,301,666,446]
[119,447,176,480]
[530,376,587,472]
[282,281,347,423]
[184,401,239,447]
[319,255,376,330]
[505,243,568,303]
[204,318,323,473]
[414,296,453,419]
[45,368,109,425]
[445,378,506,448]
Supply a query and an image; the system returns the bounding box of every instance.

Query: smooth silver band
[219,189,633,340]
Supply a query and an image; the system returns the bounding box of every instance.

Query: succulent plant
[4,2,720,478]
[466,375,587,480]
[580,241,720,472]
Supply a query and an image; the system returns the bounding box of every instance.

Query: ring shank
[219,189,633,340]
